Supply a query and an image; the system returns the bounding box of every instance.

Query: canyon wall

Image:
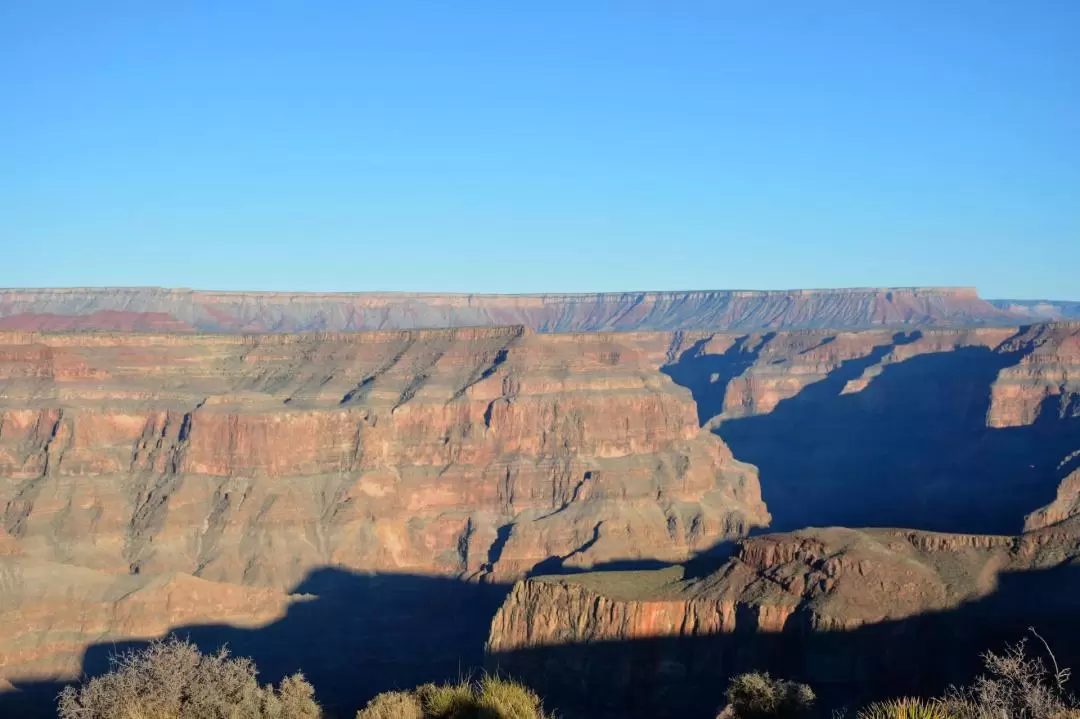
[0,327,764,702]
[2,320,1079,716]
[0,286,1021,333]
[482,322,1080,718]
[664,323,1080,533]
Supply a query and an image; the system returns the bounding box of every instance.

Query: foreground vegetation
[55,638,549,719]
[56,637,320,719]
[355,676,551,719]
[717,629,1079,719]
[53,629,1077,718]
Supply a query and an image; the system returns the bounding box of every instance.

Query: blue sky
[1,2,1077,298]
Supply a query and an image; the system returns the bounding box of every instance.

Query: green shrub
[417,681,478,718]
[724,672,816,719]
[858,698,955,719]
[357,675,549,719]
[942,632,1078,719]
[355,690,424,719]
[474,675,546,719]
[56,637,321,719]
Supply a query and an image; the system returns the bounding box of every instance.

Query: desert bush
[357,675,548,719]
[857,697,954,719]
[474,675,546,719]
[416,681,478,718]
[56,636,321,719]
[355,690,424,719]
[942,630,1076,719]
[723,672,816,719]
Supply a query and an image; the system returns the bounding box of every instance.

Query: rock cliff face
[0,327,764,696]
[487,520,1080,718]
[2,319,1080,716]
[0,286,1021,333]
[483,322,1080,718]
[664,323,1080,533]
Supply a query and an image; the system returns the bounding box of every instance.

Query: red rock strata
[2,321,1079,709]
[0,327,763,689]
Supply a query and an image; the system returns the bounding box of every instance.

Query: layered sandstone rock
[490,526,1032,650]
[989,323,1080,427]
[664,324,1080,427]
[0,286,1020,333]
[3,320,1080,715]
[487,520,1080,718]
[0,327,765,693]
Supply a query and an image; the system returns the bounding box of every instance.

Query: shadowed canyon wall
[488,523,1080,718]
[666,324,1080,533]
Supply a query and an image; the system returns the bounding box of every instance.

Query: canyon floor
[1,287,1078,718]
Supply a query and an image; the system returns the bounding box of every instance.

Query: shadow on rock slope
[488,562,1080,719]
[665,337,1079,534]
[0,569,510,718]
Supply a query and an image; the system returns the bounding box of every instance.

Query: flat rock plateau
[0,285,1058,332]
[0,286,1078,718]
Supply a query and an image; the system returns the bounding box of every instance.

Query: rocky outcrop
[488,527,1025,652]
[487,520,1080,718]
[989,323,1080,427]
[0,286,1023,333]
[1025,466,1080,530]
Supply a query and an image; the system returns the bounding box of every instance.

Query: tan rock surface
[0,327,764,692]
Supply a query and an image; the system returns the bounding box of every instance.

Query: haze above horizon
[2,2,1077,300]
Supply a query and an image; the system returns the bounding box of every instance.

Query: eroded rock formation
[2,318,1079,717]
[487,519,1080,718]
[662,323,1080,533]
[483,322,1080,717]
[0,327,764,698]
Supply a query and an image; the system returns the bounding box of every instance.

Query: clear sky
[1,2,1077,299]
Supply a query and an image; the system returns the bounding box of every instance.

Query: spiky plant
[857,697,955,719]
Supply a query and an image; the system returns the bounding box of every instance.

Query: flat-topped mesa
[489,526,1031,652]
[0,286,1025,333]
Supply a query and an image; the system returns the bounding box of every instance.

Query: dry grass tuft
[357,674,549,719]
